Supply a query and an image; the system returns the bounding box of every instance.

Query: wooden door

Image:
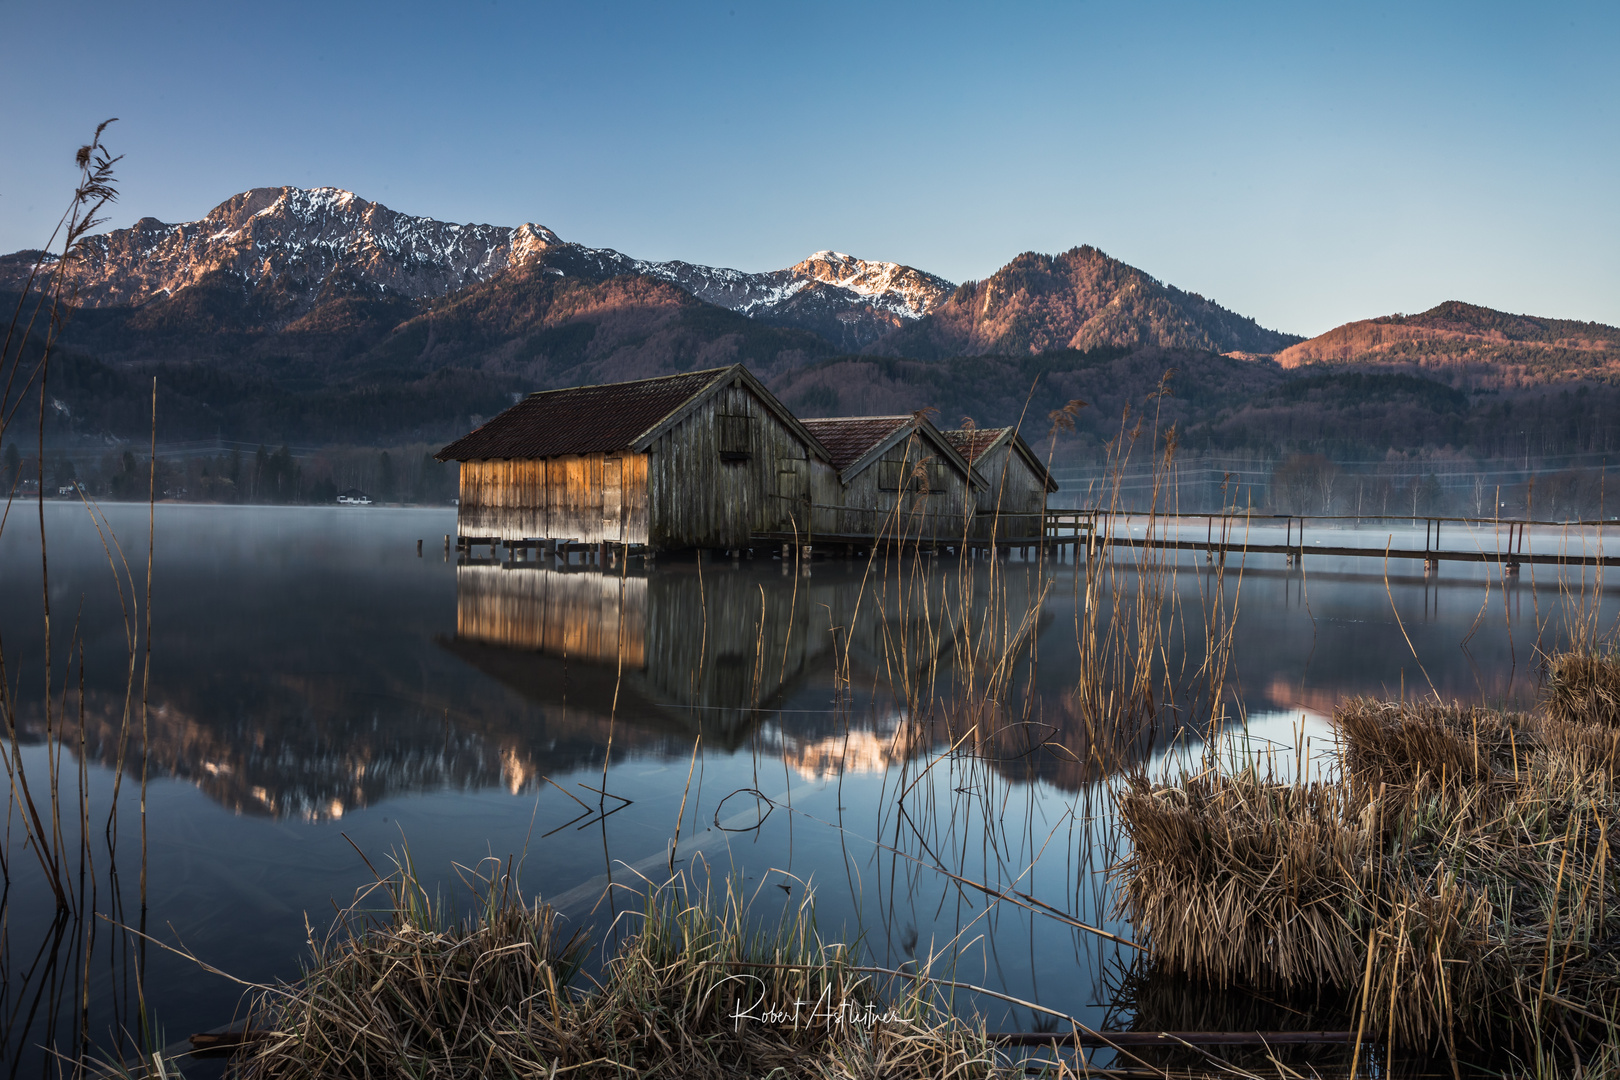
[776,459,809,533]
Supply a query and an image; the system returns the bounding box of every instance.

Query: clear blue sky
[2,0,1615,336]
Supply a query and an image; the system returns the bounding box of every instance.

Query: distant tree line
[1,440,458,506]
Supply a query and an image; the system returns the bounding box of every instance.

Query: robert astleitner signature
[722,975,905,1031]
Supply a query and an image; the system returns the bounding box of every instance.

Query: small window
[719,412,752,463]
[881,453,946,492]
[879,458,942,492]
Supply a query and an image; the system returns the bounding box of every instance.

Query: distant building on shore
[337,489,372,505]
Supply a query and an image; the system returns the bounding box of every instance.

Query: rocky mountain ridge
[4,186,1311,358]
[16,184,1619,460]
[873,246,1303,358]
[4,186,950,348]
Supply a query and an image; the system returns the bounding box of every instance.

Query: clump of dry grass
[235,858,1008,1080]
[1113,770,1370,993]
[1114,673,1620,1059]
[1333,697,1532,810]
[1545,649,1620,729]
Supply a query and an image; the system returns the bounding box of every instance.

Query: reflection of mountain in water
[768,710,931,781]
[53,691,527,820]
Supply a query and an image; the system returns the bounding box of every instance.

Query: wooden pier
[1044,510,1620,572]
[450,512,1620,573]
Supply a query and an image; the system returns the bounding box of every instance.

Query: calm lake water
[2,502,1614,1073]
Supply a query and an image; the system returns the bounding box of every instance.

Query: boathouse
[435,365,833,551]
[941,427,1058,541]
[799,415,982,543]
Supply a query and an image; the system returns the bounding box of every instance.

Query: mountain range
[2,186,1616,462]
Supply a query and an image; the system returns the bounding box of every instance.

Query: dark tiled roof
[941,427,1011,464]
[799,416,912,472]
[942,426,1059,492]
[436,368,731,461]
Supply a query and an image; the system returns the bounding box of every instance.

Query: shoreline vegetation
[2,441,458,506]
[154,656,1620,1080]
[213,864,1011,1080]
[1115,656,1620,1073]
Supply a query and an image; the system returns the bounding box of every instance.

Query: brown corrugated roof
[436,368,732,461]
[941,427,1011,464]
[799,416,912,472]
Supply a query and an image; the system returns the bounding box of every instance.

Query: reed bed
[1114,771,1369,993]
[234,859,1009,1080]
[1113,654,1620,1059]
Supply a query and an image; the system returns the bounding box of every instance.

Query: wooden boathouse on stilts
[435,364,834,559]
[941,426,1059,545]
[796,415,983,552]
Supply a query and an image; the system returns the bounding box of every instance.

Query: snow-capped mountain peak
[790,251,951,316]
[6,187,952,347]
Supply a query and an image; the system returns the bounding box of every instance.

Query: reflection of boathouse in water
[444,561,962,762]
[448,563,853,745]
[435,365,1056,553]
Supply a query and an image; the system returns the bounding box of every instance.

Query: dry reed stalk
[1340,695,1620,1051]
[1332,697,1532,811]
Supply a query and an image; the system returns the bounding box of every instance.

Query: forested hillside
[1276,301,1620,384]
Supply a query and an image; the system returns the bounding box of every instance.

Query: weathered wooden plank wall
[645,380,825,549]
[457,454,650,543]
[825,433,976,543]
[455,565,647,666]
[971,443,1047,541]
